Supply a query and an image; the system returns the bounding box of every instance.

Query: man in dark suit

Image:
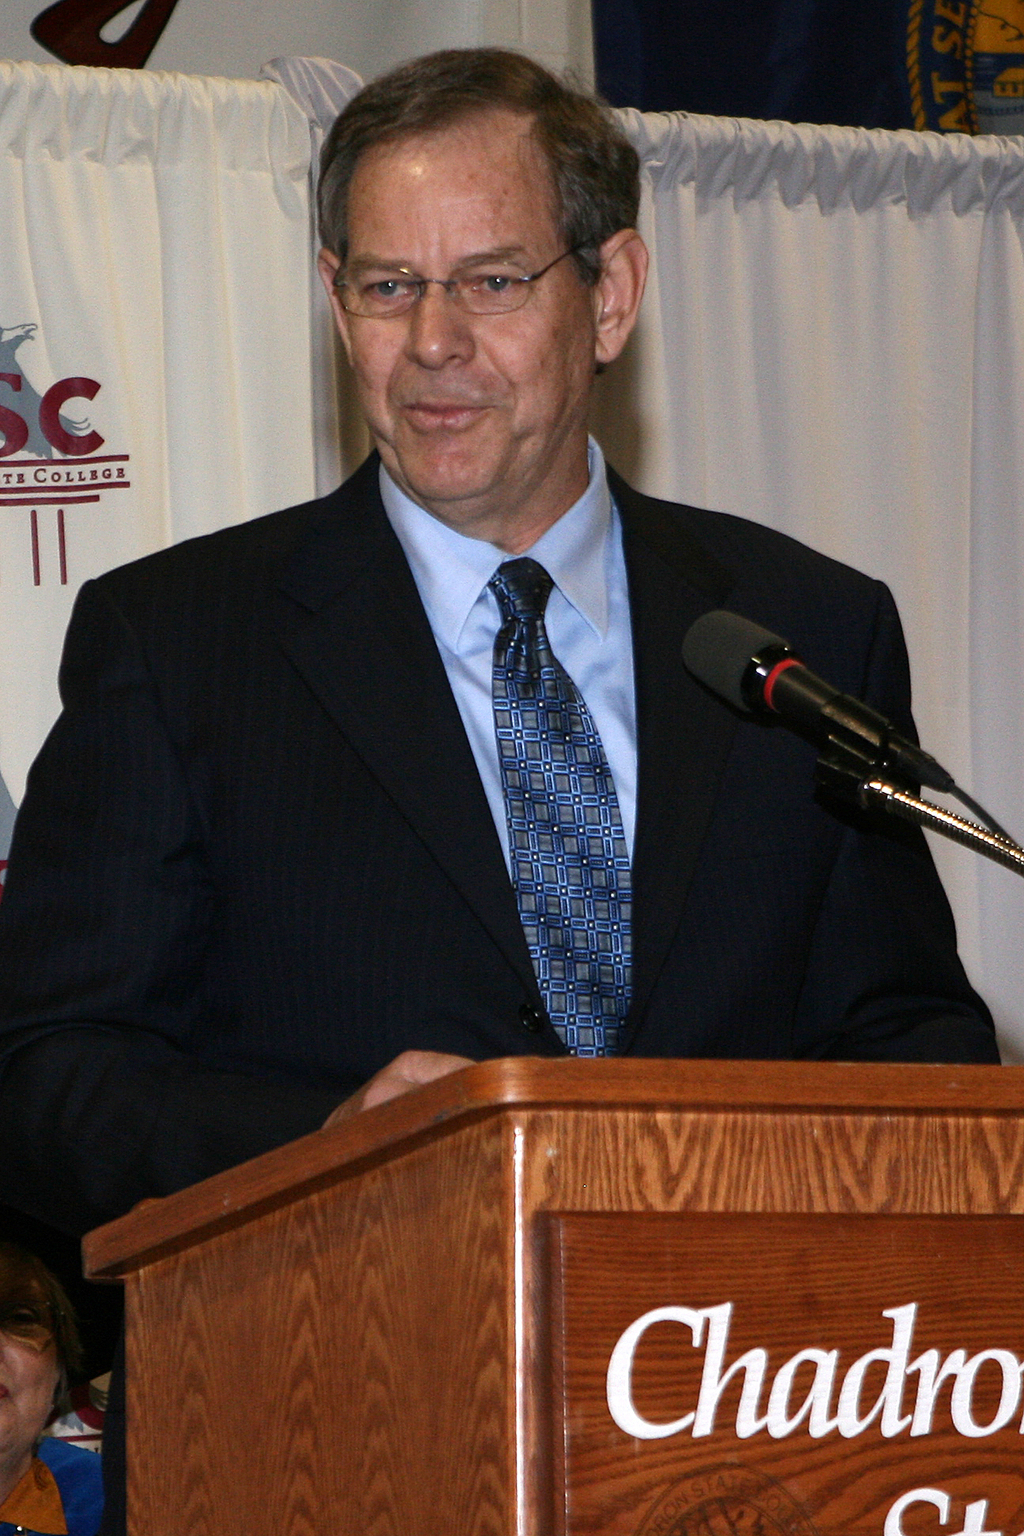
[0,22,998,1400]
[0,44,998,1221]
[0,47,999,1531]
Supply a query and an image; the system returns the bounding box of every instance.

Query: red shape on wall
[31,0,182,69]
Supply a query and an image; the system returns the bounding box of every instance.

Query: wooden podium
[83,1058,1024,1536]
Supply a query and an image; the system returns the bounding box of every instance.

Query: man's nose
[404,284,475,367]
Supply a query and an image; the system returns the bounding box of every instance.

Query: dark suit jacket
[0,454,997,1237]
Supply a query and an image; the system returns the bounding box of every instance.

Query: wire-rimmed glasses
[334,245,585,319]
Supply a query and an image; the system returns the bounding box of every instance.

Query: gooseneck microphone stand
[861,780,1024,876]
[816,742,1024,879]
[681,609,1024,881]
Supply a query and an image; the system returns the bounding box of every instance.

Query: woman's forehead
[0,1265,49,1308]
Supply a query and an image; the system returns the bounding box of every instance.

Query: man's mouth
[402,401,488,431]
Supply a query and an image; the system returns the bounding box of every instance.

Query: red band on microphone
[763,656,802,712]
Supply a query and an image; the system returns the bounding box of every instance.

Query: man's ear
[317,248,353,360]
[592,229,648,369]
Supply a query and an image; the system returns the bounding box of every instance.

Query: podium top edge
[82,1056,1019,1279]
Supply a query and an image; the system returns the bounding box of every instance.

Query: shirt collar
[0,1454,68,1534]
[380,439,613,654]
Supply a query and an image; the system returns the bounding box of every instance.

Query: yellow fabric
[0,1454,67,1534]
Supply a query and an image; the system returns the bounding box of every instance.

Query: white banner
[0,59,317,862]
[0,0,594,90]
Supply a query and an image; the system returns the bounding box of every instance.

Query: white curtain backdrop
[0,55,1020,1057]
[259,56,369,496]
[588,112,1024,1059]
[0,59,317,814]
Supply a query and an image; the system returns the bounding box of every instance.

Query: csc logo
[0,374,104,458]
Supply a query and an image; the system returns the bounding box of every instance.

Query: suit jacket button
[518,1003,544,1033]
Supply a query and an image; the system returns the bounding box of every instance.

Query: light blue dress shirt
[380,439,637,868]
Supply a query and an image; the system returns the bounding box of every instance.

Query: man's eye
[468,273,519,295]
[363,279,415,302]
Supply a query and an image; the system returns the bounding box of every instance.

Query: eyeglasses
[0,1300,56,1351]
[335,245,585,319]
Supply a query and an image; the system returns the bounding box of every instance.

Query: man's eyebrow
[346,245,532,274]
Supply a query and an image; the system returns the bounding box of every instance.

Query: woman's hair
[318,47,640,285]
[0,1241,85,1415]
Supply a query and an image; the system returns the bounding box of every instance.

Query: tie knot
[488,557,554,625]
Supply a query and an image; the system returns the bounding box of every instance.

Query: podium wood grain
[83,1058,1024,1536]
[547,1210,1024,1534]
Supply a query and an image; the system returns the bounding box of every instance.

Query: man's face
[322,110,612,551]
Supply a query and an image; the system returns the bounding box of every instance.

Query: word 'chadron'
[607,1302,1024,1441]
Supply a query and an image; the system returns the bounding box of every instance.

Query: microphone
[682,609,955,793]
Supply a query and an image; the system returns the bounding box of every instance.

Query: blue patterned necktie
[489,557,631,1055]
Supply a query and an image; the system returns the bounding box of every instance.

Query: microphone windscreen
[682,610,786,711]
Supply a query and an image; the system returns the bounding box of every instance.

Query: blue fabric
[591,0,911,128]
[490,557,631,1054]
[37,1439,104,1536]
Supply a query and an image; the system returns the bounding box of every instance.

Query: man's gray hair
[317,47,640,286]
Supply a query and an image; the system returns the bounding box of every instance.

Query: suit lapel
[274,458,745,1038]
[612,473,739,1039]
[275,458,541,1003]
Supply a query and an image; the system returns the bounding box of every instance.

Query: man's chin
[387,448,505,529]
[401,481,497,533]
